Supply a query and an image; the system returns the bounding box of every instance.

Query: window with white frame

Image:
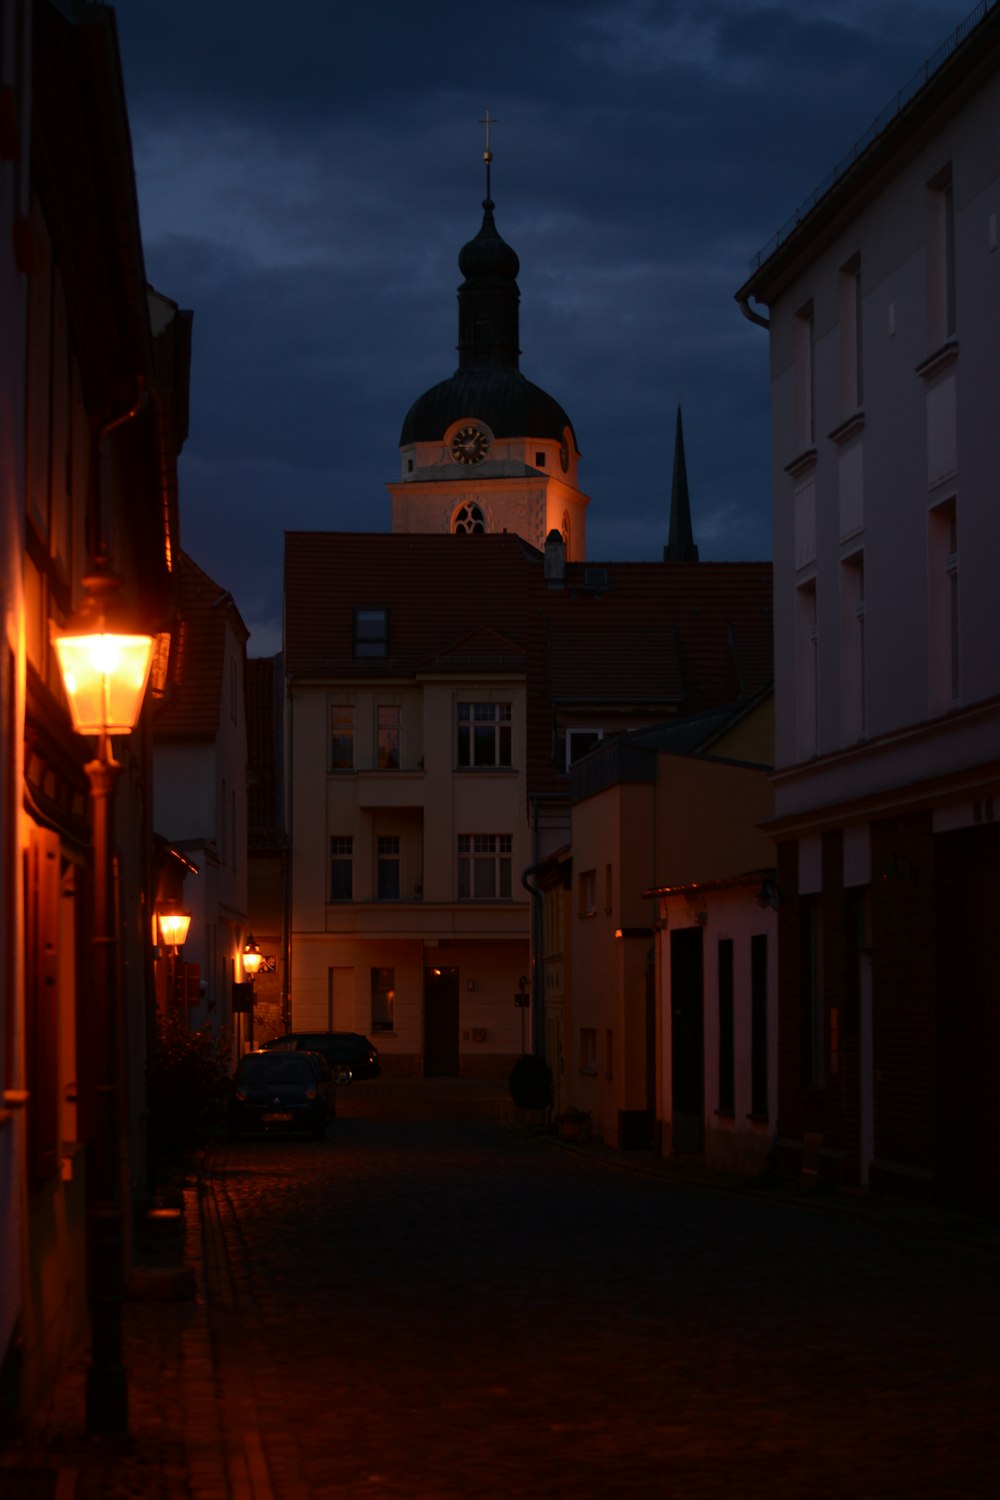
[457,834,512,899]
[578,869,596,917]
[457,702,512,767]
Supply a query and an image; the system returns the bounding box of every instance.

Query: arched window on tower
[453,503,486,535]
[562,511,571,556]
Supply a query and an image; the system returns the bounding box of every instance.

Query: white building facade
[737,5,1000,1210]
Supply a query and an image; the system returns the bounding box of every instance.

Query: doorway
[424,966,459,1077]
[670,926,704,1154]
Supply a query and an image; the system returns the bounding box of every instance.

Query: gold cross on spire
[480,109,496,164]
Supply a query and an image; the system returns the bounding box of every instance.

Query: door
[670,926,704,1154]
[424,966,460,1077]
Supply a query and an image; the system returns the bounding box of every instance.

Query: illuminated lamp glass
[53,564,154,735]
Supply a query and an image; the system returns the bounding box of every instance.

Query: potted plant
[555,1105,591,1144]
[507,1053,553,1127]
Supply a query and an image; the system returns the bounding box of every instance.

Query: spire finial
[479,109,497,200]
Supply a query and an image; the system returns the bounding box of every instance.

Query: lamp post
[54,558,155,1437]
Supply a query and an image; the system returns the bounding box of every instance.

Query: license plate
[262,1111,293,1122]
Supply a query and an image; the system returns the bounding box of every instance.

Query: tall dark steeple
[456,111,521,371]
[664,406,699,563]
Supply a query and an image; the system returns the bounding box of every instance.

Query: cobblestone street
[198,1092,997,1499]
[5,1085,998,1500]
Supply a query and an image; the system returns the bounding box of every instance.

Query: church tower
[389,132,589,559]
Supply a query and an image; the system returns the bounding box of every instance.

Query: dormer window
[355,607,388,658]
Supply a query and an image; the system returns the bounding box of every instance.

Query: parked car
[259,1031,381,1083]
[227,1050,336,1138]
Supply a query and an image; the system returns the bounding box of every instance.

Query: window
[839,255,863,412]
[535,451,546,467]
[717,938,735,1115]
[578,869,596,916]
[457,702,511,767]
[580,1027,597,1075]
[927,166,956,346]
[355,607,387,657]
[750,934,769,1118]
[371,966,394,1033]
[377,705,400,769]
[453,503,485,535]
[377,835,400,900]
[928,499,959,712]
[840,552,866,743]
[457,834,512,899]
[566,728,602,768]
[794,301,815,452]
[330,705,354,770]
[330,836,353,901]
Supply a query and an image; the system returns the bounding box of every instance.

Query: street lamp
[156,902,193,1010]
[242,935,263,980]
[54,557,155,1437]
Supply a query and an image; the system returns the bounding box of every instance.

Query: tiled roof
[284,533,534,677]
[283,532,773,795]
[153,551,248,740]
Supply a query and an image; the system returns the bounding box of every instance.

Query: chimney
[544,529,565,586]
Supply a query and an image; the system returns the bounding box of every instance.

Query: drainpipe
[521,794,545,1056]
[737,293,770,331]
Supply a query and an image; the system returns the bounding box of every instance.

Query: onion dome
[399,194,576,450]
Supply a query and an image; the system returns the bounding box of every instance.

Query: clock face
[450,424,490,466]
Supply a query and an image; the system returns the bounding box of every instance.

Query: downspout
[521,795,545,1057]
[737,293,770,331]
[282,674,293,1031]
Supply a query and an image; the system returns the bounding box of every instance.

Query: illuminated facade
[388,193,589,558]
[736,6,1000,1210]
[280,529,772,1083]
[1,0,185,1419]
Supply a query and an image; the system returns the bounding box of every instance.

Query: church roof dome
[400,185,576,450]
[400,367,574,446]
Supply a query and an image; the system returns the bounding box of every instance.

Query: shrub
[508,1052,553,1109]
[147,1013,230,1176]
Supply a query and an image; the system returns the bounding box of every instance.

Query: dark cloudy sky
[114,0,970,656]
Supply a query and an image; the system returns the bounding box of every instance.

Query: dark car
[227,1050,336,1138]
[259,1031,381,1083]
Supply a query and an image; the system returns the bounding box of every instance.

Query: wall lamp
[157,903,192,951]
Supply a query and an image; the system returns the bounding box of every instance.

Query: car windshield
[237,1054,313,1084]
